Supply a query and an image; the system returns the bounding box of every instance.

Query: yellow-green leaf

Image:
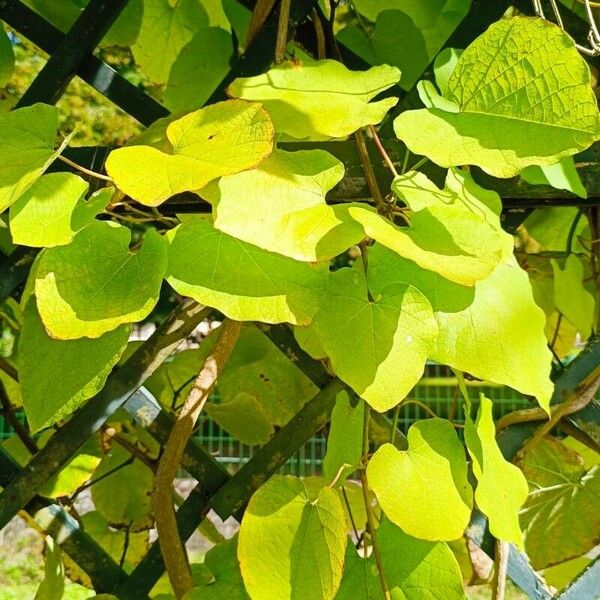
[228,60,399,140]
[166,219,326,325]
[106,100,274,206]
[238,475,347,600]
[394,18,600,177]
[367,418,473,541]
[465,395,528,549]
[34,221,168,339]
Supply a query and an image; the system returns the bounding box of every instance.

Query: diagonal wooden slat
[555,555,600,600]
[0,300,209,530]
[15,0,132,107]
[114,379,344,599]
[0,448,135,595]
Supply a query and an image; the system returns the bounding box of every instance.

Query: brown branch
[492,540,509,600]
[153,319,241,599]
[355,129,387,214]
[245,0,276,48]
[275,0,292,63]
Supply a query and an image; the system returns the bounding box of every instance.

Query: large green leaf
[464,395,528,549]
[228,60,399,140]
[9,174,110,247]
[106,100,274,206]
[0,104,69,212]
[34,221,168,339]
[517,437,600,569]
[184,537,249,600]
[91,444,153,526]
[312,267,436,412]
[394,17,600,177]
[19,300,130,432]
[238,475,347,600]
[367,418,472,541]
[132,0,208,83]
[337,1,471,90]
[322,392,364,482]
[335,519,466,599]
[432,257,554,411]
[205,148,364,262]
[166,219,326,325]
[164,27,233,113]
[521,157,587,199]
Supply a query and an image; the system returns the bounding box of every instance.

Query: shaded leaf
[166,219,326,325]
[518,437,600,569]
[19,299,130,432]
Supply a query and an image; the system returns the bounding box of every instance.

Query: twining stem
[355,129,387,214]
[153,319,241,599]
[311,9,326,59]
[492,540,509,600]
[245,0,276,47]
[390,404,401,444]
[275,0,292,63]
[0,357,19,382]
[359,406,391,600]
[57,154,113,182]
[369,125,399,177]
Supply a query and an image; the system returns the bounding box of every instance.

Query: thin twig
[341,485,361,543]
[492,540,509,600]
[311,9,327,59]
[0,381,37,454]
[153,320,241,599]
[0,357,19,382]
[355,129,387,214]
[369,125,398,177]
[57,154,113,182]
[359,406,391,600]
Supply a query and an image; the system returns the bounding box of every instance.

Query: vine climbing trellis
[0,0,599,599]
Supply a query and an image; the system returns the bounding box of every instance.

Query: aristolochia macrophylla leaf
[105,100,274,206]
[366,244,554,412]
[238,475,347,600]
[0,103,70,212]
[336,519,466,600]
[34,221,168,339]
[312,268,437,412]
[228,59,399,140]
[19,299,130,432]
[166,219,327,325]
[367,419,473,541]
[394,17,600,177]
[9,174,111,247]
[465,395,528,549]
[204,148,364,262]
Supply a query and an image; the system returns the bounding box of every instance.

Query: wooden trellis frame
[0,0,598,598]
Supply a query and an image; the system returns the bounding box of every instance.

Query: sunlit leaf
[238,475,347,600]
[228,60,399,140]
[394,18,600,177]
[34,221,168,339]
[368,418,473,541]
[106,100,274,206]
